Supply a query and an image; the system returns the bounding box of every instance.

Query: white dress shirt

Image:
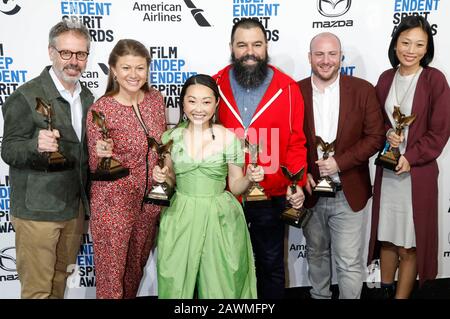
[49,68,83,141]
[312,74,340,182]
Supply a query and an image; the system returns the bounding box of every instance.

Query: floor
[285,278,450,299]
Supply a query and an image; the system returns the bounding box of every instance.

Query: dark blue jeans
[243,196,286,299]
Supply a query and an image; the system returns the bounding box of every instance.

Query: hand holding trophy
[375,106,416,170]
[90,110,129,181]
[313,136,337,197]
[280,166,312,228]
[243,139,268,203]
[144,137,174,206]
[35,97,72,171]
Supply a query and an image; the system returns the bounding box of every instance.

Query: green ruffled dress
[157,125,257,299]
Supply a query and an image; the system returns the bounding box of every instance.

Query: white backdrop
[0,0,449,299]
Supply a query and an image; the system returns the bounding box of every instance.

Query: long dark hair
[178,74,220,126]
[388,16,434,68]
[104,39,151,96]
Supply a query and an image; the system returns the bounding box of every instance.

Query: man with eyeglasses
[1,20,94,299]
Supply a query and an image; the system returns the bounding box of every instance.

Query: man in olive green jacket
[1,20,94,299]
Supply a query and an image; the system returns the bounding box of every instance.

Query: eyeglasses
[52,47,89,61]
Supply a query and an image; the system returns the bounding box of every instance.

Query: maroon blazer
[298,75,385,212]
[368,67,450,284]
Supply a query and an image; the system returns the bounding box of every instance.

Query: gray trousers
[303,191,365,299]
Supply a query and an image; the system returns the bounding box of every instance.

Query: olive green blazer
[1,66,94,221]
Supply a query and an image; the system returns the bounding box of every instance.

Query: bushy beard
[231,53,269,89]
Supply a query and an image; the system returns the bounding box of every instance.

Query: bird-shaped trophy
[313,136,338,197]
[90,110,129,181]
[375,106,416,171]
[144,137,174,206]
[35,97,72,171]
[280,166,312,228]
[243,139,268,203]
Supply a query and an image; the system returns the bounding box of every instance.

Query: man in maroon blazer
[297,32,385,299]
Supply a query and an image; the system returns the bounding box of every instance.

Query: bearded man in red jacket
[213,18,307,299]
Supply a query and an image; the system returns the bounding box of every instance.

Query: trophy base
[244,194,269,201]
[243,198,271,209]
[374,151,398,171]
[144,184,174,207]
[243,186,270,208]
[313,178,337,197]
[281,207,312,228]
[47,152,73,171]
[91,167,130,181]
[244,184,269,201]
[144,196,172,207]
[313,189,337,197]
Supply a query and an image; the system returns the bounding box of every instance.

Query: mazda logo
[0,247,16,272]
[317,0,351,18]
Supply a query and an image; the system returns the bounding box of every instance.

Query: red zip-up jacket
[213,64,307,197]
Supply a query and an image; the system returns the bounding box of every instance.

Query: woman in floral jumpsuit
[86,39,166,298]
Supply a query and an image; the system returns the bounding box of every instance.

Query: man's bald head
[308,32,342,86]
[310,32,342,53]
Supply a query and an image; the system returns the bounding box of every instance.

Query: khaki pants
[12,206,84,299]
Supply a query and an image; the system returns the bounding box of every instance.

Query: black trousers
[243,196,286,299]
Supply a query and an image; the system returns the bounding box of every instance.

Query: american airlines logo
[0,0,21,15]
[184,0,211,27]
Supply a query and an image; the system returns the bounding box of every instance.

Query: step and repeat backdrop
[0,0,449,298]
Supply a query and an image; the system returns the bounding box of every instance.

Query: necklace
[393,67,421,109]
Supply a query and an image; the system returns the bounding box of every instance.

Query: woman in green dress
[153,74,263,298]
